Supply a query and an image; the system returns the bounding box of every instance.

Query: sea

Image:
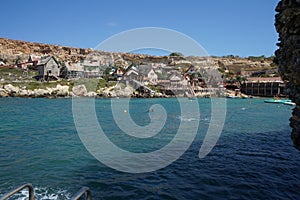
[0,97,300,200]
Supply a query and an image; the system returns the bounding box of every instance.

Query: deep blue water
[0,97,300,199]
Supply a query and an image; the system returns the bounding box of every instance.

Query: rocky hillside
[0,37,181,66]
[0,37,92,64]
[0,37,276,73]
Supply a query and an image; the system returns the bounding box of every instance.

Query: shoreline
[0,83,273,99]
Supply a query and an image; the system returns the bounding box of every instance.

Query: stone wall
[275,0,300,149]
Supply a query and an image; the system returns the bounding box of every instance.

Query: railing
[1,184,91,200]
[70,187,91,200]
[1,183,34,200]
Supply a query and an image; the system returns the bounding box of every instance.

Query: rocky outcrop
[72,85,88,97]
[0,84,70,98]
[0,88,8,97]
[100,84,134,98]
[0,37,93,64]
[275,0,300,150]
[0,83,166,98]
[52,85,69,96]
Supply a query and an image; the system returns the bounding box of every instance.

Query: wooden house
[137,64,158,85]
[168,71,183,88]
[15,55,42,70]
[65,61,84,79]
[122,66,141,82]
[82,59,100,78]
[113,67,125,81]
[37,56,60,80]
[146,68,158,85]
[241,77,286,97]
[122,64,159,84]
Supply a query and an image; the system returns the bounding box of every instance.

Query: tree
[59,61,68,78]
[15,56,22,64]
[60,65,68,78]
[157,72,167,80]
[236,75,247,85]
[169,52,184,57]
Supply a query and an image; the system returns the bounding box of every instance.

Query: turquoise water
[0,98,300,199]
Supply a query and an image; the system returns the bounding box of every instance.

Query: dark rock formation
[275,0,300,149]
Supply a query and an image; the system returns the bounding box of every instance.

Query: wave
[177,116,198,122]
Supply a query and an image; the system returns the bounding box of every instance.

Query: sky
[0,0,280,57]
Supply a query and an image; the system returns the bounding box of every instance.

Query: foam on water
[177,115,198,122]
[2,187,71,200]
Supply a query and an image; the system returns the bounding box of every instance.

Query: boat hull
[264,99,292,104]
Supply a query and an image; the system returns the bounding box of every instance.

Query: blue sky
[0,0,279,57]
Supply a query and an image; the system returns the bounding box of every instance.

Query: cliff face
[0,37,93,63]
[0,37,181,65]
[275,0,300,149]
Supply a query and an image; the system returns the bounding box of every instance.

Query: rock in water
[0,88,8,97]
[275,0,300,150]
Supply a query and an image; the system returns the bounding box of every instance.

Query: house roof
[138,64,153,75]
[65,62,84,72]
[37,56,58,66]
[246,77,283,83]
[169,74,182,81]
[124,63,152,73]
[83,59,100,67]
[126,69,139,76]
[167,70,182,81]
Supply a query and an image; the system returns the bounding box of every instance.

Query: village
[0,52,285,98]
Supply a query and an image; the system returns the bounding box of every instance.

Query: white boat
[283,101,296,106]
[226,95,238,98]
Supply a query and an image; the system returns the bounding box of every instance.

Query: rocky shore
[0,84,70,98]
[0,83,169,98]
[275,0,300,149]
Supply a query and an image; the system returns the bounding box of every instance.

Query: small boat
[264,98,291,104]
[226,94,249,99]
[226,89,249,99]
[226,95,238,99]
